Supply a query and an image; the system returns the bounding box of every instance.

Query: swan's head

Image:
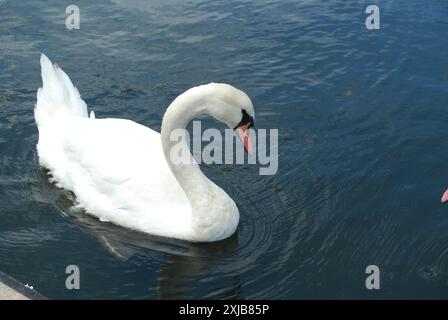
[203,83,255,154]
[164,83,255,154]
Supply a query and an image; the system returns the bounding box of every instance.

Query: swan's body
[35,54,255,242]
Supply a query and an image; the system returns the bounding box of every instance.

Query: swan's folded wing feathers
[58,117,191,232]
[36,54,88,126]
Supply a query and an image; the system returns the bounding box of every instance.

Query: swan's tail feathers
[35,53,89,127]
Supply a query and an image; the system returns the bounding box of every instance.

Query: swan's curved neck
[160,87,214,205]
[160,84,245,241]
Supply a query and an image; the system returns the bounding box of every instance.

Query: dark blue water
[1,0,448,299]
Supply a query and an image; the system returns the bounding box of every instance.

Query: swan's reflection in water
[37,168,240,299]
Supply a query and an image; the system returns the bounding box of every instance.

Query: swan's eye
[234,108,254,130]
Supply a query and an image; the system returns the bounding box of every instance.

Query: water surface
[1,0,448,299]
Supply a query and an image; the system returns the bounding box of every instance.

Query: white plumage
[34,54,255,242]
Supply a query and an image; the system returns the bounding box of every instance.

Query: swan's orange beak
[236,123,254,155]
[441,189,448,204]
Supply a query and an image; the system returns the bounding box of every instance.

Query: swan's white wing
[38,117,192,239]
[35,54,88,127]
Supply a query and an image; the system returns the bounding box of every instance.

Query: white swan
[34,54,255,242]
